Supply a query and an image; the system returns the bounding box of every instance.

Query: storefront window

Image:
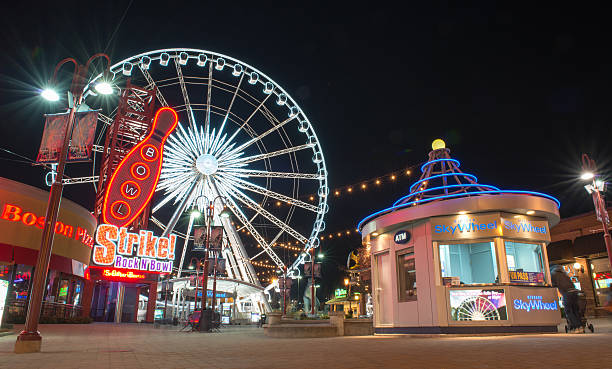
[439,241,498,284]
[13,265,32,301]
[397,248,417,301]
[505,241,543,272]
[591,258,612,306]
[57,279,69,303]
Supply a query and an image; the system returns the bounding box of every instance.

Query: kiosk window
[439,242,498,284]
[397,249,417,301]
[505,241,545,283]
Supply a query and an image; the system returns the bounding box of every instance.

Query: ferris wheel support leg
[161,178,199,238]
[176,215,195,280]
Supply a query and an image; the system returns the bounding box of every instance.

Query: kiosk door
[374,252,393,325]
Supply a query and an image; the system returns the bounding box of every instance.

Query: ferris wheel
[81,48,328,284]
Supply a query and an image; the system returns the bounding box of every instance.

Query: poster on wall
[508,271,545,284]
[449,289,508,321]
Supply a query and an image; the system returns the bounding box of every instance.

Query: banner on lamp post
[193,225,224,251]
[36,110,99,164]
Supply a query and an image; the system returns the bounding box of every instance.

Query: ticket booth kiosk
[358,140,562,334]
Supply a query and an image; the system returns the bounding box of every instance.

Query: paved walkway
[1,320,611,369]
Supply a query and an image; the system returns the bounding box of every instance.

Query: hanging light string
[303,164,416,202]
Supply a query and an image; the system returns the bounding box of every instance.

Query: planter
[267,312,282,325]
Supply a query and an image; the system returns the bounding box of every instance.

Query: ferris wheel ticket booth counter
[358,141,563,334]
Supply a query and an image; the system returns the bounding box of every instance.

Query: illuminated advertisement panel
[449,289,508,321]
[92,223,176,273]
[0,280,8,324]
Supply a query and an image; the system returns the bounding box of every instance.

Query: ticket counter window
[439,241,498,284]
[505,241,544,273]
[397,249,417,301]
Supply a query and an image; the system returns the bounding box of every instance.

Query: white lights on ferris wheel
[82,48,329,284]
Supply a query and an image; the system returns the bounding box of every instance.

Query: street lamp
[188,258,205,313]
[581,153,612,269]
[16,54,112,354]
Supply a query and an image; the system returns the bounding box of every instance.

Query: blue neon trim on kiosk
[359,140,562,334]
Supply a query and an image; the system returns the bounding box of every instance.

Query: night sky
[1,2,611,298]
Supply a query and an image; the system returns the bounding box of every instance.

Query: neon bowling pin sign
[102,107,179,227]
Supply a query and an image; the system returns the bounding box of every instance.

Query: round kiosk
[358,140,562,334]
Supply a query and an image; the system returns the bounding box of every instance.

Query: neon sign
[102,107,178,227]
[503,219,546,234]
[92,224,176,273]
[102,269,146,280]
[434,219,498,235]
[1,203,94,247]
[513,295,558,312]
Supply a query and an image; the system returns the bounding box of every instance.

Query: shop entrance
[374,252,392,325]
[90,281,149,323]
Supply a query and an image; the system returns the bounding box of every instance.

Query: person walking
[550,265,583,333]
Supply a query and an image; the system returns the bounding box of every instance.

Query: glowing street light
[40,88,60,101]
[581,154,612,269]
[581,171,595,180]
[94,81,114,95]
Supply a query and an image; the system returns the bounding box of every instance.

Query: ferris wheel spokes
[219,175,318,212]
[221,168,321,180]
[218,115,298,162]
[138,65,169,107]
[216,176,309,245]
[215,182,286,270]
[173,58,197,129]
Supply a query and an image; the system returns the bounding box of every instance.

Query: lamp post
[311,248,315,315]
[200,195,230,330]
[188,258,205,312]
[15,54,112,354]
[581,154,612,269]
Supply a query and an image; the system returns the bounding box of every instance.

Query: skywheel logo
[513,295,558,312]
[433,218,497,235]
[503,220,547,234]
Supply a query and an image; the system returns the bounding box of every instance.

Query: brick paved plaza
[1,319,611,369]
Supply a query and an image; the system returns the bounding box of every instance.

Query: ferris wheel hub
[196,154,219,175]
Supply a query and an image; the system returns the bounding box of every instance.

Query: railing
[6,299,83,320]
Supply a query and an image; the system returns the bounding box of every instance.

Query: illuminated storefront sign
[92,224,176,273]
[0,280,8,324]
[513,295,558,312]
[101,268,146,280]
[335,288,347,298]
[394,230,411,244]
[431,213,550,241]
[1,203,94,248]
[102,107,178,227]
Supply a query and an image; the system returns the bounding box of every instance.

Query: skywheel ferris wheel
[82,48,329,286]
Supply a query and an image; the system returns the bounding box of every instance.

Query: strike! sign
[93,224,176,273]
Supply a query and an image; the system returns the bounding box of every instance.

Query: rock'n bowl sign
[102,107,178,227]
